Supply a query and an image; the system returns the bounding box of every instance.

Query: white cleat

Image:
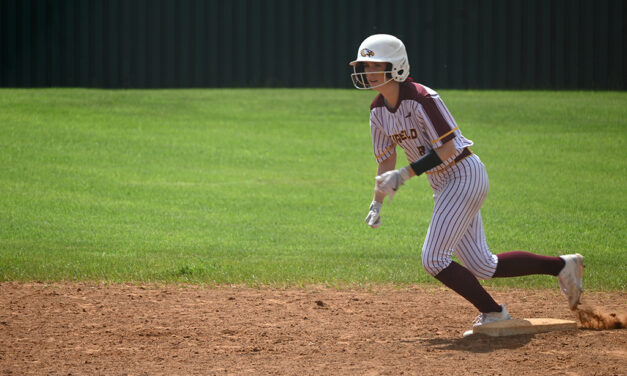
[558,253,584,310]
[473,304,512,327]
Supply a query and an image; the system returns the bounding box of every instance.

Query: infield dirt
[1,282,625,375]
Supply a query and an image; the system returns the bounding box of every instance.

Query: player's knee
[468,268,493,280]
[421,251,451,277]
[464,255,498,280]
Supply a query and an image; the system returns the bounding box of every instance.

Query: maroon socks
[434,261,501,313]
[493,251,565,278]
[434,252,565,314]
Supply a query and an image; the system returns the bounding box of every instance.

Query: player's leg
[422,156,504,315]
[452,212,498,280]
[453,207,584,310]
[452,211,563,279]
[493,251,584,310]
[421,156,490,276]
[493,251,563,277]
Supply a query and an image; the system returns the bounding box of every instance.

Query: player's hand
[365,201,382,228]
[375,167,411,201]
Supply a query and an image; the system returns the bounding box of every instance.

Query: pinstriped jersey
[370,81,473,172]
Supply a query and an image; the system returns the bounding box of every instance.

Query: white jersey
[365,79,568,316]
[370,81,497,279]
[369,81,473,173]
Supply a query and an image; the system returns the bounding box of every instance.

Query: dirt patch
[576,304,627,330]
[0,282,625,375]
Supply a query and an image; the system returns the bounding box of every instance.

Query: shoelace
[473,313,486,325]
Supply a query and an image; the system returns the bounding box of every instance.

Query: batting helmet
[349,34,410,90]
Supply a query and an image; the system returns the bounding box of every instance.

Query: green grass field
[0,89,625,290]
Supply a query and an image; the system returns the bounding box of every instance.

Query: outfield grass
[0,89,625,290]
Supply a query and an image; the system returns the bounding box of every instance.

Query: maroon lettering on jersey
[390,128,419,144]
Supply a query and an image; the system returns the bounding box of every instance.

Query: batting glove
[375,166,412,201]
[365,201,382,228]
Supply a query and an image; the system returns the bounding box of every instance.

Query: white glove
[365,201,382,228]
[375,166,412,201]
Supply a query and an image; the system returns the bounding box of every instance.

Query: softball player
[350,34,584,326]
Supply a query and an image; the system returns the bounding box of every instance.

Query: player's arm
[365,152,396,228]
[435,139,457,162]
[403,140,456,178]
[375,140,456,199]
[373,152,396,202]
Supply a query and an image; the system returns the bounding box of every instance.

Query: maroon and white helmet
[349,34,410,89]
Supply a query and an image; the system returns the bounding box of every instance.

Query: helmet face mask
[351,62,395,90]
[349,34,410,90]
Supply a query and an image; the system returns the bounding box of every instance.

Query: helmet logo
[360,48,375,57]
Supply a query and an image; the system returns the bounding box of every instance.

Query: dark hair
[385,63,393,79]
[355,62,365,74]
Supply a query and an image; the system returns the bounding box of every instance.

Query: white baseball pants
[421,154,499,279]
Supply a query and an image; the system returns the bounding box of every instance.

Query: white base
[463,318,577,337]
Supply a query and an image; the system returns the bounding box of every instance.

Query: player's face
[362,62,388,87]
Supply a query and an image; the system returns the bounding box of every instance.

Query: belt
[453,147,473,163]
[425,147,473,175]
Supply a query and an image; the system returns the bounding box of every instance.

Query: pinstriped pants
[422,154,499,279]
